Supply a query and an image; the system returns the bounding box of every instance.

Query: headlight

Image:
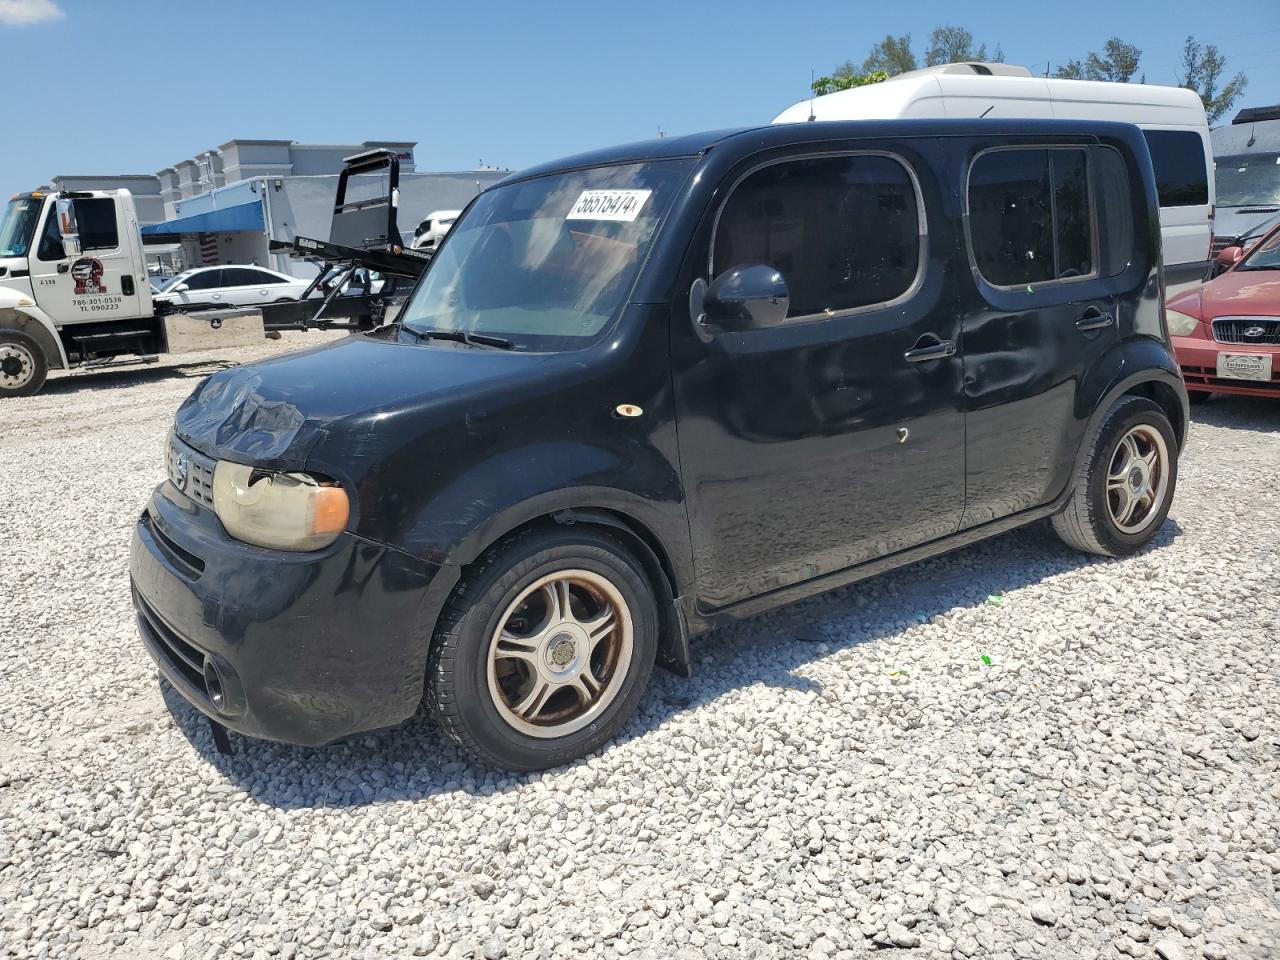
[211,461,349,551]
[1166,308,1200,336]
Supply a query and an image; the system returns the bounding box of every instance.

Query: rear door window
[222,268,272,287]
[184,269,222,291]
[967,148,1095,287]
[714,153,923,319]
[1141,130,1209,207]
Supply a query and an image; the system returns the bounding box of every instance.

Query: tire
[427,527,658,770]
[1052,396,1178,557]
[1187,390,1211,405]
[0,330,49,398]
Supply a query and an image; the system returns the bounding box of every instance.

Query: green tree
[1059,37,1141,81]
[1179,35,1248,124]
[1055,37,1142,82]
[1089,37,1142,82]
[924,25,1003,66]
[811,70,890,97]
[861,34,918,76]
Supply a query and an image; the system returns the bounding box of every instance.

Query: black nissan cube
[130,119,1188,770]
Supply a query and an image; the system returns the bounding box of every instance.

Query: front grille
[133,585,208,693]
[1212,316,1280,345]
[166,434,217,507]
[1210,235,1238,257]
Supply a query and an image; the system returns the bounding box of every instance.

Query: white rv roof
[773,68,1208,129]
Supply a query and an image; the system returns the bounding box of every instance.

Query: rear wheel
[0,331,48,398]
[427,527,658,770]
[1052,396,1178,557]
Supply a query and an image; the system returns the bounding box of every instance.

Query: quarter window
[968,148,1095,287]
[714,154,922,318]
[1142,130,1208,207]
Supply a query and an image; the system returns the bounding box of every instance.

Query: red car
[1169,224,1280,401]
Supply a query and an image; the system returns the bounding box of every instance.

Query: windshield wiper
[399,325,514,350]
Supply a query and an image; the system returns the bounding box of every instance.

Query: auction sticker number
[1217,352,1273,382]
[567,190,652,222]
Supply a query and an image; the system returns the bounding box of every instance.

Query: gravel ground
[1,338,1278,960]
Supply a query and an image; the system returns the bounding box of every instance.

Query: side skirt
[681,493,1071,638]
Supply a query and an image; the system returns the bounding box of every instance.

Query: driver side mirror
[1216,245,1244,270]
[697,264,790,332]
[172,283,189,293]
[54,198,81,258]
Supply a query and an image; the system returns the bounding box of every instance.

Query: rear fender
[1075,338,1190,473]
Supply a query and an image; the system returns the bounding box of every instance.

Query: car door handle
[1076,308,1114,331]
[904,335,956,363]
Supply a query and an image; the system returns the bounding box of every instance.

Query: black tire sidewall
[1087,398,1178,555]
[0,331,48,398]
[438,531,658,769]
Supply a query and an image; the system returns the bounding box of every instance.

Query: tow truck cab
[0,189,158,394]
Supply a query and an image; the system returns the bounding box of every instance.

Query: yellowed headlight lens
[212,461,349,551]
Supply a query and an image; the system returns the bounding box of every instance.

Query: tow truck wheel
[0,331,47,398]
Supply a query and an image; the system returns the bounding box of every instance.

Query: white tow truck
[0,150,428,397]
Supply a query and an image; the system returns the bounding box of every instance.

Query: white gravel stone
[1,343,1279,959]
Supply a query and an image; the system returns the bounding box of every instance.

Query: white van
[775,63,1215,292]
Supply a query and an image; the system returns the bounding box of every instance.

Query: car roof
[188,264,283,276]
[500,118,1152,186]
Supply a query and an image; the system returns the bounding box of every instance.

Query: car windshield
[1215,153,1280,208]
[399,159,693,350]
[0,197,43,258]
[1238,227,1280,270]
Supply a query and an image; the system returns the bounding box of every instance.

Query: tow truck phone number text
[75,296,123,313]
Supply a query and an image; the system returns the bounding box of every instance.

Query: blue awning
[141,200,264,238]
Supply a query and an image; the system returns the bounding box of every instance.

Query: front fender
[0,297,67,369]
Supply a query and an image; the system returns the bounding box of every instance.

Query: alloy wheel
[486,569,633,738]
[1105,424,1170,534]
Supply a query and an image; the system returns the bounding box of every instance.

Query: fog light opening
[203,658,228,714]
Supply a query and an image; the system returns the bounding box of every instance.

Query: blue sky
[1,0,1277,192]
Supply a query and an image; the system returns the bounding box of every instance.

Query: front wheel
[427,527,658,770]
[1052,396,1178,557]
[0,331,48,398]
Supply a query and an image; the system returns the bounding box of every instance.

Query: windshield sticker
[566,190,652,222]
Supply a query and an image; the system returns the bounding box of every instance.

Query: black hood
[175,333,548,470]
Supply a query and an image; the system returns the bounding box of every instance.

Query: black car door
[954,140,1128,526]
[670,140,968,611]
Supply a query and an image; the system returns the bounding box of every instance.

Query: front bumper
[1172,334,1280,398]
[129,481,449,746]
